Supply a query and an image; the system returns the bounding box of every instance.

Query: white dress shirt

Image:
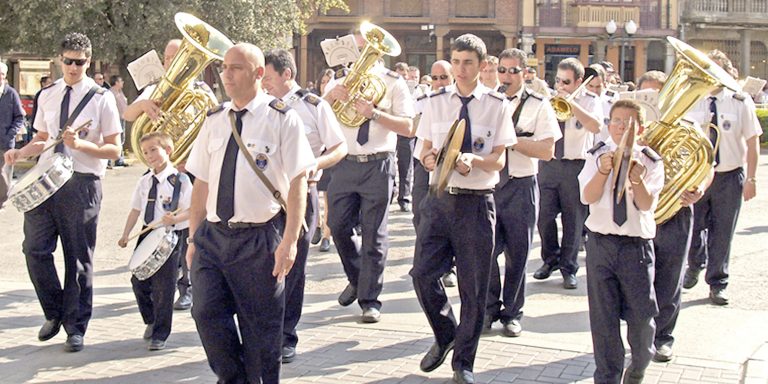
[417,83,517,190]
[506,88,561,177]
[562,90,603,160]
[579,137,665,239]
[34,77,122,177]
[185,92,317,224]
[686,89,762,172]
[324,65,415,155]
[283,84,345,182]
[130,165,192,229]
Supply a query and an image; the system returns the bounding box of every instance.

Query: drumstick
[126,208,186,242]
[41,119,93,153]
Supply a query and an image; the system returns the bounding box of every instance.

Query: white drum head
[129,228,167,270]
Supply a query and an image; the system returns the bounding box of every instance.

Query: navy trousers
[23,173,101,337]
[131,228,187,341]
[411,158,429,229]
[191,215,285,384]
[688,168,744,288]
[487,176,537,323]
[283,184,319,349]
[328,156,394,311]
[653,207,692,349]
[396,135,415,205]
[411,192,495,372]
[586,232,658,384]
[537,159,587,276]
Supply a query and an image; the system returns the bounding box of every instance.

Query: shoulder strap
[63,85,100,132]
[168,173,187,212]
[227,113,307,231]
[513,90,534,138]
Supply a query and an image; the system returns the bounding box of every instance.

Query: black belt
[213,220,269,230]
[73,171,99,180]
[445,187,494,195]
[345,152,392,163]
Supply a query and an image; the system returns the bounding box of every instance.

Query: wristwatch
[186,237,195,245]
[370,109,381,121]
[747,176,757,184]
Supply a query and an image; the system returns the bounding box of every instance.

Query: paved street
[1,151,767,383]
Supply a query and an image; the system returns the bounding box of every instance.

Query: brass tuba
[642,37,740,224]
[130,12,233,166]
[332,21,401,128]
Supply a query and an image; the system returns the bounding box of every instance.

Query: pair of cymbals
[429,119,466,197]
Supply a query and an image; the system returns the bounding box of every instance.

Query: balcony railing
[683,0,768,24]
[538,0,661,29]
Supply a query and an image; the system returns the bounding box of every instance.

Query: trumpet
[551,70,596,122]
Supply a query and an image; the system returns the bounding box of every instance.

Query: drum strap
[168,173,187,212]
[61,86,100,137]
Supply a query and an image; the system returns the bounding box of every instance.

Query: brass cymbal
[429,119,466,197]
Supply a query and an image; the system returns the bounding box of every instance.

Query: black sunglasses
[62,57,88,66]
[431,74,449,81]
[497,66,523,74]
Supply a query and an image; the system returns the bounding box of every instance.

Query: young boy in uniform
[579,99,665,384]
[118,132,191,350]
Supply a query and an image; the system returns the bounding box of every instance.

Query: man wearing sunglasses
[485,48,561,338]
[4,32,122,353]
[534,57,602,290]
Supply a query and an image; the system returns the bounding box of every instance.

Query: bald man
[185,43,316,383]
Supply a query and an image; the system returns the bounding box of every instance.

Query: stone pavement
[1,152,768,383]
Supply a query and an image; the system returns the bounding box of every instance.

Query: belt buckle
[446,186,459,195]
[227,221,236,229]
[356,154,369,163]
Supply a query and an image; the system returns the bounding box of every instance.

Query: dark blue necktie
[554,121,565,159]
[613,191,627,226]
[458,95,474,152]
[709,96,720,164]
[356,119,370,145]
[55,86,72,154]
[144,176,159,224]
[217,109,247,223]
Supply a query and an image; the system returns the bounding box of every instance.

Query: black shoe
[453,369,475,384]
[709,286,729,306]
[143,324,154,340]
[653,344,673,363]
[622,367,644,384]
[420,341,455,372]
[361,308,381,323]
[174,292,193,310]
[563,273,578,289]
[282,346,296,363]
[38,319,61,341]
[311,230,322,245]
[148,339,166,351]
[533,263,559,280]
[399,202,412,212]
[502,319,522,337]
[319,238,331,252]
[683,268,700,289]
[338,284,357,306]
[64,334,84,352]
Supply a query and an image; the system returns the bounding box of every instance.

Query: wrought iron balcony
[682,0,768,26]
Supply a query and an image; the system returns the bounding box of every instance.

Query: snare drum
[8,153,74,212]
[129,228,179,281]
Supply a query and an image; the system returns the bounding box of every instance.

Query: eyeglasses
[431,74,449,81]
[62,57,88,66]
[608,117,636,127]
[497,66,523,74]
[555,77,572,85]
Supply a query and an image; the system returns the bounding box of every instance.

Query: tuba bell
[642,37,741,224]
[332,21,401,128]
[130,12,233,166]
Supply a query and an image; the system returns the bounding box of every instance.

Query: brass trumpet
[550,69,597,122]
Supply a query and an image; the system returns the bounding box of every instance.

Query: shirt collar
[229,91,271,117]
[449,81,489,102]
[64,77,94,94]
[152,164,178,181]
[289,83,302,96]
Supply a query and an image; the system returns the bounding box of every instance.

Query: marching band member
[323,34,414,323]
[534,58,602,289]
[683,50,761,305]
[184,43,316,383]
[485,48,560,337]
[413,34,515,384]
[263,48,347,363]
[579,99,664,384]
[4,32,122,352]
[118,132,192,351]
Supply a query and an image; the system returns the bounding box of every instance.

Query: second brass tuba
[332,21,401,128]
[130,12,233,166]
[642,37,740,224]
